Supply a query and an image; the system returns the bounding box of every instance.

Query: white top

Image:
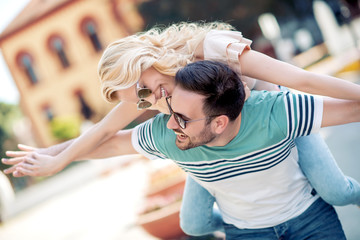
[204,30,257,89]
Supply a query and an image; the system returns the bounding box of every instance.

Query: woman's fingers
[16,167,34,176]
[18,144,37,152]
[2,154,39,177]
[4,153,59,177]
[5,150,29,158]
[5,144,36,158]
[2,156,26,165]
[3,165,18,174]
[13,171,26,177]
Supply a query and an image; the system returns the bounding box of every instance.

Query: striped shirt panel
[132,91,322,182]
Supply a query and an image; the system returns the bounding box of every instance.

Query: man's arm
[80,129,138,160]
[322,98,360,127]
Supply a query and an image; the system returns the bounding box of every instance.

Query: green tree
[0,102,21,159]
[0,102,30,191]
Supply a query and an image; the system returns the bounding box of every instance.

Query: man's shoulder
[241,91,288,127]
[147,113,176,140]
[152,113,170,126]
[246,90,284,106]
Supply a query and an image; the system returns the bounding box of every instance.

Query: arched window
[75,90,93,120]
[48,35,70,68]
[42,105,54,121]
[16,51,38,85]
[80,17,103,52]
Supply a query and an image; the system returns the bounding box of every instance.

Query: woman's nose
[143,93,157,105]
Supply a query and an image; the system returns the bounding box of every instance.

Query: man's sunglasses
[136,82,152,110]
[165,96,209,129]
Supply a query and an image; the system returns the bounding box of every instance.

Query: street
[0,158,159,240]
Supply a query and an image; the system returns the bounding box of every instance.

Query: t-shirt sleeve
[131,115,169,160]
[274,92,323,139]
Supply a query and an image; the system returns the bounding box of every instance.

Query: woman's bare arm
[3,101,144,176]
[240,50,360,100]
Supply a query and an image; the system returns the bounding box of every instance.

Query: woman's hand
[2,145,67,177]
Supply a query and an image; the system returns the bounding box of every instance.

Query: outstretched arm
[2,101,144,177]
[240,50,360,100]
[3,127,138,177]
[322,98,360,127]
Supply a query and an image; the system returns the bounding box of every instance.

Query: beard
[175,124,217,150]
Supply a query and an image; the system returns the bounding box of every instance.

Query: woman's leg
[180,175,224,236]
[296,133,360,206]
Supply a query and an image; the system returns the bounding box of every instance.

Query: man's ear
[212,115,229,134]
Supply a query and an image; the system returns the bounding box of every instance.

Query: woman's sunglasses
[136,82,152,110]
[165,96,209,129]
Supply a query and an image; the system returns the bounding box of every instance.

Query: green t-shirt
[132,90,323,228]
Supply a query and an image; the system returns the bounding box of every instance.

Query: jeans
[223,198,346,240]
[180,175,223,235]
[296,134,360,206]
[179,133,360,236]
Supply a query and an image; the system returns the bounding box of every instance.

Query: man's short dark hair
[175,60,245,121]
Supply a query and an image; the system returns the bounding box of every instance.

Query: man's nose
[166,114,178,130]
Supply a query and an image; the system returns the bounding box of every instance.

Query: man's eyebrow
[171,103,191,120]
[175,111,191,120]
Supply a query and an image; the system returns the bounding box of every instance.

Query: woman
[3,21,360,236]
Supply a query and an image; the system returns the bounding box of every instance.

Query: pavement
[0,156,161,240]
[320,119,360,240]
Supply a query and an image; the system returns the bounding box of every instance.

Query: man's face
[166,87,218,150]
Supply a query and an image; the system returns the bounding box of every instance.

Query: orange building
[0,0,144,146]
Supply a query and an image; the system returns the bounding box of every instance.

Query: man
[5,60,360,239]
[128,60,358,239]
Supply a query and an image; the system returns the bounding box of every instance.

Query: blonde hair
[98,21,234,102]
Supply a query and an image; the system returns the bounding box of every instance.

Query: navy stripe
[302,95,310,136]
[191,148,292,182]
[186,142,292,178]
[137,121,167,159]
[176,138,289,168]
[285,92,293,138]
[296,94,303,137]
[306,96,315,135]
[187,140,293,178]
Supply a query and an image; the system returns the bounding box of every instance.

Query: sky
[0,0,30,104]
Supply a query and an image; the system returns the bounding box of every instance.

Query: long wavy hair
[98,21,234,102]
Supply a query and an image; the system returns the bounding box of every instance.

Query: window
[81,17,103,52]
[42,105,54,121]
[75,90,93,120]
[48,35,70,68]
[16,52,38,85]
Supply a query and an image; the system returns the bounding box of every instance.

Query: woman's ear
[211,115,229,134]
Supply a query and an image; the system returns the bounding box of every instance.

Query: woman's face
[115,67,175,112]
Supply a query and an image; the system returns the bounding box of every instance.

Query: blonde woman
[3,22,360,236]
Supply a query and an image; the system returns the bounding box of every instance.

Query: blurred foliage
[137,0,349,48]
[0,102,31,192]
[50,115,81,141]
[139,0,273,38]
[0,102,22,160]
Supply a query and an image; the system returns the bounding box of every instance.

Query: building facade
[0,0,143,146]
